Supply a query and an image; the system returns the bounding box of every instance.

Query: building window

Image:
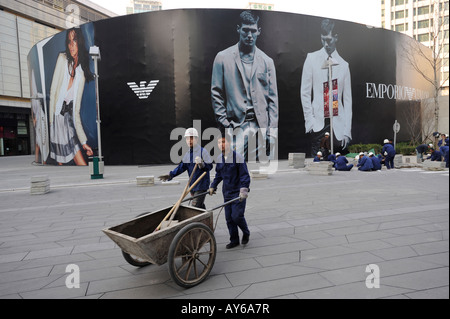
[418,19,430,29]
[418,6,430,15]
[395,10,405,19]
[418,33,430,42]
[395,24,405,31]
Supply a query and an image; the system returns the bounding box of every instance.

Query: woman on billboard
[49,27,94,165]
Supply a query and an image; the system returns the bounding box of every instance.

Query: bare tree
[401,0,449,144]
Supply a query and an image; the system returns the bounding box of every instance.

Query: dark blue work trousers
[224,195,250,245]
[385,155,395,169]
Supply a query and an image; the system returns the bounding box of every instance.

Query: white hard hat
[359,152,364,156]
[368,152,374,156]
[184,128,199,137]
[335,152,341,157]
[429,143,434,148]
[325,132,330,136]
[317,151,322,156]
[384,139,389,144]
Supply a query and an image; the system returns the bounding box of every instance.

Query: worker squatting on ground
[357,152,373,171]
[334,152,353,171]
[158,128,213,209]
[369,152,382,170]
[428,148,443,162]
[209,133,251,249]
[313,151,323,162]
[382,139,396,169]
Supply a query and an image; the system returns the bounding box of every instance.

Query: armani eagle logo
[127,80,159,99]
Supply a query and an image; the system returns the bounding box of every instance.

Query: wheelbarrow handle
[180,190,210,203]
[208,197,241,212]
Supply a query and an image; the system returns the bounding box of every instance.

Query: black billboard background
[31,9,435,165]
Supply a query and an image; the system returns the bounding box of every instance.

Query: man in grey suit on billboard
[301,19,352,157]
[211,10,278,162]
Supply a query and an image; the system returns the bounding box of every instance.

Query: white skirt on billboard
[49,101,81,163]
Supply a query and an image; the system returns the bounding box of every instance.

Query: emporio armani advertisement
[28,9,435,165]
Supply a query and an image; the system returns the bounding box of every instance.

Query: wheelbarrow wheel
[121,251,151,267]
[168,222,216,288]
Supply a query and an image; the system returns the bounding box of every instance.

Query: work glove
[195,156,204,168]
[158,174,171,182]
[239,188,249,202]
[208,188,216,196]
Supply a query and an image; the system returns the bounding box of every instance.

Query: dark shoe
[226,242,239,249]
[241,234,249,245]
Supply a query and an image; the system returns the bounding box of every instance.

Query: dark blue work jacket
[382,143,396,157]
[169,145,213,191]
[358,155,374,171]
[438,138,449,148]
[370,156,382,170]
[416,144,428,153]
[210,151,250,198]
[335,156,350,170]
[430,151,443,161]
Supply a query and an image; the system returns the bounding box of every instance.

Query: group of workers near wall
[314,133,450,171]
[313,136,397,171]
[415,133,449,168]
[156,128,449,250]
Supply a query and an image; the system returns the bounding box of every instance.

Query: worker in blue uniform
[357,152,374,171]
[327,153,337,167]
[313,151,323,162]
[158,128,213,209]
[209,133,251,249]
[416,143,432,163]
[438,133,449,148]
[428,148,443,161]
[334,153,353,171]
[440,145,449,168]
[369,152,381,171]
[382,139,396,169]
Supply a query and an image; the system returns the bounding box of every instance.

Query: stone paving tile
[0,275,65,297]
[170,285,249,299]
[225,263,320,286]
[236,273,333,299]
[98,283,183,299]
[403,286,449,299]
[382,267,449,291]
[294,281,413,299]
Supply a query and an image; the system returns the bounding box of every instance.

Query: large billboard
[28,9,434,165]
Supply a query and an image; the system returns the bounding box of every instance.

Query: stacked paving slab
[288,153,306,168]
[307,161,333,175]
[30,175,50,195]
[136,176,155,186]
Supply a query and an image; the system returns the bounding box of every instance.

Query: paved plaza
[0,155,448,299]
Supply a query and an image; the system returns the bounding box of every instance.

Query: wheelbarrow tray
[102,205,213,266]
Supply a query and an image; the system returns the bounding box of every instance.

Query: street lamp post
[89,45,103,179]
[322,57,339,155]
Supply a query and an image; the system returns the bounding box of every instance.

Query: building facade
[381,0,449,135]
[0,0,116,157]
[246,2,274,11]
[381,0,449,92]
[126,0,162,14]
